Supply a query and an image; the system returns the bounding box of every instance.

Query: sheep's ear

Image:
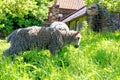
[75,32,79,36]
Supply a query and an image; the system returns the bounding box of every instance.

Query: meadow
[0,28,120,80]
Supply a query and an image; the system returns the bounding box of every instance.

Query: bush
[0,0,52,36]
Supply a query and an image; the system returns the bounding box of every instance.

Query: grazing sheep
[4,26,81,57]
[50,21,69,31]
[86,3,118,32]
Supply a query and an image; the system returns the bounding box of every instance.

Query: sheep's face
[86,4,99,15]
[73,32,82,48]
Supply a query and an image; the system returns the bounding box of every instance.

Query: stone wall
[44,4,76,26]
[86,4,119,32]
[50,5,60,23]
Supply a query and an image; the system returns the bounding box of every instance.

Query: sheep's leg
[3,48,15,60]
[49,47,57,56]
[48,40,62,56]
[3,48,11,56]
[4,45,24,56]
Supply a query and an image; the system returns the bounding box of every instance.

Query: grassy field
[0,29,120,80]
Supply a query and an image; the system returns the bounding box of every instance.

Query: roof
[62,6,87,22]
[52,0,85,10]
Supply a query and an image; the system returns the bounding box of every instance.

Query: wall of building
[66,15,86,31]
[44,5,76,27]
[59,9,76,20]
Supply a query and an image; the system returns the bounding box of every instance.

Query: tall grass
[0,25,120,80]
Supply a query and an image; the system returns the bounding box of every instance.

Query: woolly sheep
[50,21,69,31]
[4,26,81,56]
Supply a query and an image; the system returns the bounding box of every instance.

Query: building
[62,6,87,31]
[44,0,85,26]
[62,4,120,31]
[44,0,119,31]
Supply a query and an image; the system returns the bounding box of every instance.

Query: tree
[85,0,120,12]
[85,0,120,29]
[0,0,52,36]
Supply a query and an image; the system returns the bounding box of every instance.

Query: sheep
[3,26,81,57]
[86,3,118,32]
[50,21,69,31]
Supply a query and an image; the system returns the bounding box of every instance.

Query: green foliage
[101,0,120,12]
[85,0,99,5]
[0,0,52,35]
[85,0,120,12]
[0,27,120,79]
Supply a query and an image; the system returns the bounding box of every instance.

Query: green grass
[0,30,120,80]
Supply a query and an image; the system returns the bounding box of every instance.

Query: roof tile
[56,0,85,10]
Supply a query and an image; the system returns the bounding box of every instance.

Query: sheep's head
[73,31,82,48]
[86,3,99,15]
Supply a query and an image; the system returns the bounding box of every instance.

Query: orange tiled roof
[55,0,85,10]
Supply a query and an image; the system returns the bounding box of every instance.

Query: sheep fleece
[50,21,69,31]
[4,26,64,56]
